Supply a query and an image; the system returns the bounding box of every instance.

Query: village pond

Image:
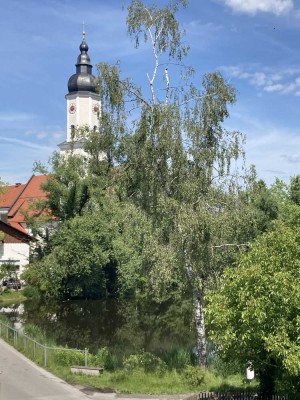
[0,297,196,357]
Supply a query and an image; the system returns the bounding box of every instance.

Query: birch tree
[109,0,252,367]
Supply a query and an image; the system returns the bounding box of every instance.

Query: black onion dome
[68,35,97,93]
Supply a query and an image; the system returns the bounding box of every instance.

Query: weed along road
[0,339,92,400]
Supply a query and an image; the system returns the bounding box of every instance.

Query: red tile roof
[0,183,25,208]
[0,175,49,234]
[0,220,32,241]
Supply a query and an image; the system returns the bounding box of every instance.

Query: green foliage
[91,347,119,371]
[289,175,300,205]
[24,210,114,299]
[183,365,205,386]
[127,0,188,61]
[0,263,18,281]
[22,286,40,300]
[38,154,90,222]
[54,348,85,366]
[123,352,167,374]
[161,348,196,370]
[24,324,48,342]
[248,179,278,233]
[0,231,4,241]
[206,220,300,393]
[0,289,26,302]
[208,348,242,376]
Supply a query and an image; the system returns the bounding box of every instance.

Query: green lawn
[47,365,255,395]
[0,289,27,303]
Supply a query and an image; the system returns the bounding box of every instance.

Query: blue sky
[1,0,300,186]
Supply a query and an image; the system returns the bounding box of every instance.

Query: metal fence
[0,320,88,368]
[189,392,296,400]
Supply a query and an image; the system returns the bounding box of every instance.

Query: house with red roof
[0,175,48,275]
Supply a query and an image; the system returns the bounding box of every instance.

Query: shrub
[183,365,205,387]
[162,348,195,370]
[124,352,167,374]
[23,286,40,300]
[54,348,85,366]
[91,347,119,371]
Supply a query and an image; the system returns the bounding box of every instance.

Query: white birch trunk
[184,256,207,367]
[194,289,207,367]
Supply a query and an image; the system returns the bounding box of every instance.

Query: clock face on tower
[69,103,76,114]
[92,103,99,114]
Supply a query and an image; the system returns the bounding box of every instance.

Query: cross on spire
[82,20,86,40]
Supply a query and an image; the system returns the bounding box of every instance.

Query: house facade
[0,221,31,276]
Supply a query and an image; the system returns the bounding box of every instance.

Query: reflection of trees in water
[114,298,195,357]
[0,303,24,324]
[21,299,122,353]
[2,298,195,356]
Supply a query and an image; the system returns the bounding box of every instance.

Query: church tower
[59,30,100,155]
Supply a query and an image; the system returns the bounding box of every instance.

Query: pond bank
[0,289,27,303]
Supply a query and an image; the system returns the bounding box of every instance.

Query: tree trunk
[184,251,207,368]
[194,288,207,367]
[259,360,277,398]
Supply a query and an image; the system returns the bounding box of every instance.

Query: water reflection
[1,298,195,355]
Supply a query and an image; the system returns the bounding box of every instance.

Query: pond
[0,297,196,356]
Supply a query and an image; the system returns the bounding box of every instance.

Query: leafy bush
[23,286,40,300]
[91,347,119,371]
[161,348,196,370]
[183,365,205,386]
[124,352,167,374]
[54,348,85,366]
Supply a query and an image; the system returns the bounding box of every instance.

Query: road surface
[0,338,91,400]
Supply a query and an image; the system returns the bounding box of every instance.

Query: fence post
[44,345,47,367]
[84,348,88,367]
[6,325,8,340]
[13,330,16,346]
[33,340,36,359]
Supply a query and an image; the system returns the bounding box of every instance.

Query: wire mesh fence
[189,391,299,400]
[0,319,88,368]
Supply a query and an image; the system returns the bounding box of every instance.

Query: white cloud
[24,127,64,142]
[0,136,53,151]
[220,0,294,15]
[264,83,285,92]
[226,110,300,184]
[0,112,36,122]
[221,65,300,96]
[281,154,300,163]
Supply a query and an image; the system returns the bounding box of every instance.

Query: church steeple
[59,29,100,156]
[67,31,97,93]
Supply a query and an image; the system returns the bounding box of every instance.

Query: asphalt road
[0,338,91,400]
